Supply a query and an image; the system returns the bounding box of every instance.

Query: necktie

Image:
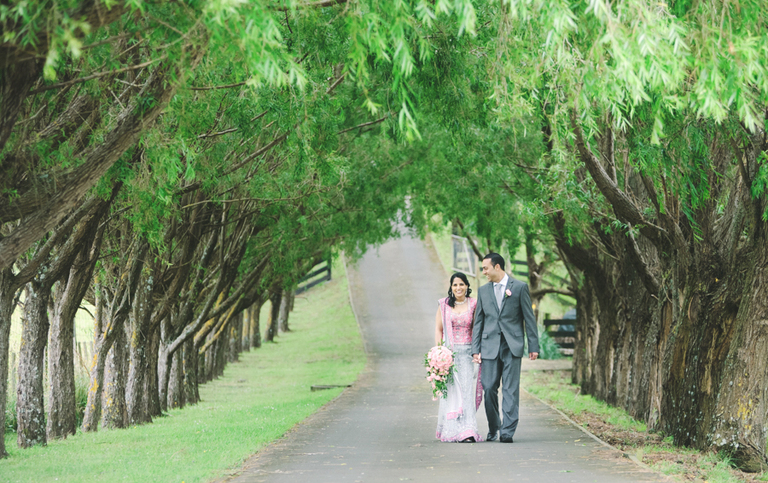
[495,283,503,309]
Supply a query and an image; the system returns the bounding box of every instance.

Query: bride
[434,272,483,442]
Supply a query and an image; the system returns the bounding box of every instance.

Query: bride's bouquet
[424,345,455,400]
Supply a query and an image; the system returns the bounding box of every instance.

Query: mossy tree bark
[125,270,154,425]
[101,323,129,429]
[560,117,768,469]
[82,240,147,432]
[47,195,110,439]
[16,281,51,448]
[0,269,19,457]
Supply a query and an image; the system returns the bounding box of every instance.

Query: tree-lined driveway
[226,234,666,482]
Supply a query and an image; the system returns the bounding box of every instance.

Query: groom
[471,253,539,443]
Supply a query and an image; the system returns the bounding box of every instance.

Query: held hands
[529,352,539,361]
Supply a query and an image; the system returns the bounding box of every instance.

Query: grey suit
[471,275,539,440]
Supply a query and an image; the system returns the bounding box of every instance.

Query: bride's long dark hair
[447,272,472,308]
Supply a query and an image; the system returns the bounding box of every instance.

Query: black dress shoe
[486,432,498,442]
[460,437,476,443]
[500,436,514,443]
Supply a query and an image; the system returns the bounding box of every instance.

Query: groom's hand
[472,353,481,364]
[529,352,539,361]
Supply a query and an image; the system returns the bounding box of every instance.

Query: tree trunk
[81,348,108,431]
[126,273,153,425]
[16,281,50,448]
[0,268,18,457]
[195,351,205,401]
[46,280,78,439]
[249,300,263,349]
[82,288,109,432]
[241,308,250,352]
[101,324,128,429]
[265,289,281,342]
[229,313,242,362]
[182,338,198,405]
[561,123,768,469]
[661,240,768,472]
[204,331,216,382]
[157,348,171,412]
[144,325,162,418]
[167,349,184,410]
[278,290,292,332]
[215,335,227,378]
[709,244,768,471]
[235,312,243,357]
[47,236,101,439]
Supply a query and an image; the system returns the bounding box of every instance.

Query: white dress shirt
[495,273,509,290]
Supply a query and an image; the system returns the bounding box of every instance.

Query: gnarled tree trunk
[101,324,128,429]
[47,279,78,440]
[145,325,162,418]
[182,338,198,405]
[0,268,20,457]
[167,349,184,410]
[16,281,50,448]
[126,272,154,425]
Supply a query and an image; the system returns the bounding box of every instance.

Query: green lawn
[522,371,646,432]
[1,258,365,483]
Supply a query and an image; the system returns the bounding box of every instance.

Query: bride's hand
[472,353,481,364]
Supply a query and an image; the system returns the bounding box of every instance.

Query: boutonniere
[505,289,512,298]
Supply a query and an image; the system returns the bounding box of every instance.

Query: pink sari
[435,297,484,442]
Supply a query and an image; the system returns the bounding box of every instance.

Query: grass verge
[1,258,365,483]
[523,370,766,483]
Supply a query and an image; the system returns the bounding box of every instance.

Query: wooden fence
[295,260,331,295]
[543,317,576,356]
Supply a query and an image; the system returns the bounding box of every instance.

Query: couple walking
[434,253,539,443]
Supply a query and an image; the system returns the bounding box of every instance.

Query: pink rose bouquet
[424,344,455,400]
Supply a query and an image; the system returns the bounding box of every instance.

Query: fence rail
[543,318,576,356]
[295,260,331,295]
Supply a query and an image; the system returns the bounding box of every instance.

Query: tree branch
[0,50,203,270]
[625,225,660,296]
[29,57,166,94]
[189,81,247,91]
[272,0,348,11]
[530,287,576,298]
[337,114,388,134]
[326,72,347,95]
[569,108,667,247]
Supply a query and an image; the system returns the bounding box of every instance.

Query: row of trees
[0,0,481,458]
[399,0,768,471]
[2,0,768,472]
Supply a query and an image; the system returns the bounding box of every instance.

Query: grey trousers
[481,335,522,438]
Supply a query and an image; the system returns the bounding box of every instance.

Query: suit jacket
[471,275,540,359]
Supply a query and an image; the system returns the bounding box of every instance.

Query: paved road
[226,234,665,483]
